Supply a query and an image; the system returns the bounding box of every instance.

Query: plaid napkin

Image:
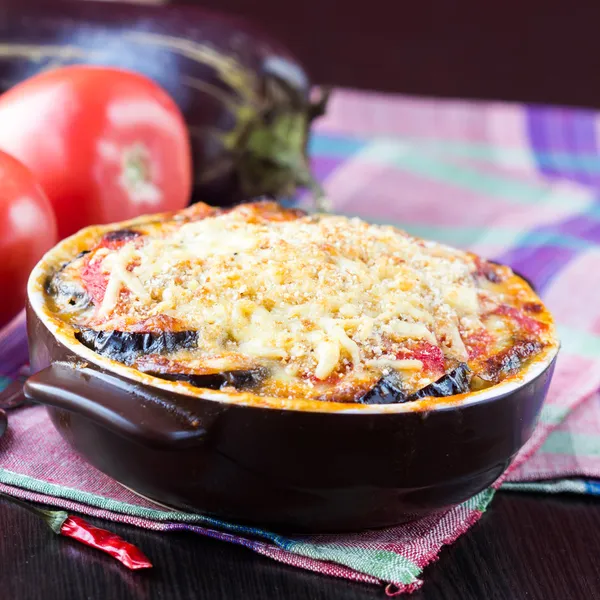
[1,89,600,594]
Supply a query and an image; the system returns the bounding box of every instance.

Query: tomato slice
[463,328,495,360]
[397,341,446,376]
[80,230,144,306]
[493,304,547,335]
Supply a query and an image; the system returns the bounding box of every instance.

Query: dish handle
[24,361,208,449]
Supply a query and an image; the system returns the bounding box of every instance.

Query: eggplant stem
[309,87,332,122]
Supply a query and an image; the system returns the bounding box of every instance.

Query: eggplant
[134,353,268,392]
[478,340,542,383]
[45,251,92,313]
[76,326,266,390]
[359,363,472,405]
[358,371,408,405]
[0,0,327,206]
[102,229,141,244]
[75,328,199,365]
[150,368,268,392]
[408,363,471,400]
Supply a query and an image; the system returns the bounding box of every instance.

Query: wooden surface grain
[1,493,600,599]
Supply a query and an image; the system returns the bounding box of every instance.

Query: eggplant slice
[408,363,471,400]
[151,368,268,391]
[46,251,92,313]
[102,229,141,244]
[358,371,407,405]
[76,331,266,392]
[134,353,268,392]
[475,340,542,384]
[358,363,472,405]
[76,327,471,401]
[75,328,199,365]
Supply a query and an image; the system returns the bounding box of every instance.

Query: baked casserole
[42,201,557,406]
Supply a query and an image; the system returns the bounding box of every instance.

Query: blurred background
[94,0,600,107]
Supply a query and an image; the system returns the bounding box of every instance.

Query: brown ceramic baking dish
[23,212,559,533]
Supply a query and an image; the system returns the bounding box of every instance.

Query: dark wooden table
[1,493,600,599]
[2,0,600,598]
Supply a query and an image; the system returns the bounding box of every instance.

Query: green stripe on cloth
[286,488,495,585]
[397,139,600,173]
[539,403,570,425]
[557,325,600,359]
[465,487,496,512]
[285,542,421,585]
[0,467,495,586]
[315,134,600,173]
[502,480,591,495]
[538,432,600,457]
[360,141,592,208]
[0,465,496,521]
[0,468,289,546]
[0,468,201,521]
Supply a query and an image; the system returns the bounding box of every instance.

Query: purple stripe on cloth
[527,108,563,179]
[309,156,345,183]
[0,310,28,378]
[527,108,564,178]
[535,214,600,245]
[526,107,600,186]
[567,110,599,186]
[492,244,579,293]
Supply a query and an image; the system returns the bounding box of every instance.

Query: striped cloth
[1,89,599,594]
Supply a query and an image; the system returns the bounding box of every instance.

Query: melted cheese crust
[46,201,556,402]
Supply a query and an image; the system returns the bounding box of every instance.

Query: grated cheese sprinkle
[87,205,487,381]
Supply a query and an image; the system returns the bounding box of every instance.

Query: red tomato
[0,151,57,326]
[0,66,192,239]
